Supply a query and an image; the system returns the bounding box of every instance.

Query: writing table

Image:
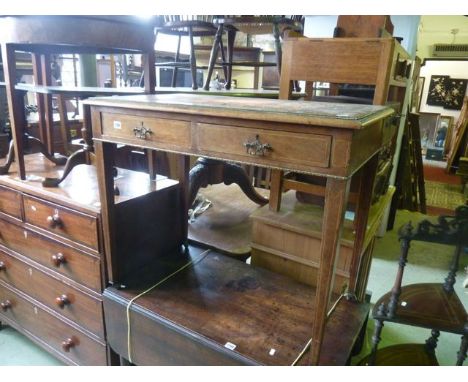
[86,93,394,365]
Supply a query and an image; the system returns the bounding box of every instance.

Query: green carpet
[351,209,468,366]
[424,181,465,210]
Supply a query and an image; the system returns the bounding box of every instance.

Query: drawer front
[23,195,99,250]
[0,249,104,339]
[197,123,332,168]
[101,112,191,149]
[0,185,22,219]
[0,219,101,291]
[0,282,107,365]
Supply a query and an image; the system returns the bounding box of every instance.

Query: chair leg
[425,329,440,355]
[273,22,282,75]
[456,332,468,366]
[188,26,198,90]
[218,36,228,81]
[224,29,236,90]
[368,318,384,365]
[368,303,387,366]
[203,24,223,91]
[171,35,181,88]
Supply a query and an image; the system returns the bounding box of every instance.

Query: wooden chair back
[279,37,395,105]
[334,15,394,38]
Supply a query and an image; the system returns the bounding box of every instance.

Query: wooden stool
[204,15,303,91]
[155,16,220,90]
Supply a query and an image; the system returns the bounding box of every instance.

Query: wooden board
[103,245,369,366]
[85,93,393,129]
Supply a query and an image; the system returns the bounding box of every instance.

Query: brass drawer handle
[0,261,6,272]
[55,294,71,309]
[133,122,153,140]
[1,299,11,311]
[51,253,66,267]
[47,213,63,229]
[244,135,272,156]
[61,337,75,352]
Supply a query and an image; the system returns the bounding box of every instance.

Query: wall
[419,60,468,121]
[416,15,468,60]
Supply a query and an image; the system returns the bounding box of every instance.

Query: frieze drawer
[0,282,107,365]
[23,195,99,251]
[0,219,101,291]
[0,249,104,339]
[101,112,191,149]
[197,123,332,168]
[0,185,22,219]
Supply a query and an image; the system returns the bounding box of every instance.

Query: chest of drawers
[0,153,181,365]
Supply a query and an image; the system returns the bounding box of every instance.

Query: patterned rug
[424,180,465,210]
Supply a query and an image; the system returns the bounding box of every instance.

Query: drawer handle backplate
[133,122,153,140]
[244,135,272,156]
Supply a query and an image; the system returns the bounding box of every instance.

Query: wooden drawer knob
[55,294,70,309]
[51,253,66,267]
[47,213,63,228]
[1,299,11,311]
[61,338,75,352]
[0,261,6,271]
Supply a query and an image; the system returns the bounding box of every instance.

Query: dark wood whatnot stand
[85,93,394,365]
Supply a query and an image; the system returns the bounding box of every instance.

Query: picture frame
[425,75,468,111]
[443,78,468,110]
[426,75,450,106]
[411,76,425,112]
[418,112,441,152]
[438,115,455,155]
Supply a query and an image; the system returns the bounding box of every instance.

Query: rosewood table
[85,93,394,365]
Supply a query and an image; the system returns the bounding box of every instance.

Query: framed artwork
[411,76,425,112]
[418,112,441,151]
[439,115,455,155]
[427,75,450,106]
[443,78,468,110]
[426,75,468,110]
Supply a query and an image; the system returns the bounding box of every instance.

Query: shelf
[358,344,439,366]
[373,283,467,334]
